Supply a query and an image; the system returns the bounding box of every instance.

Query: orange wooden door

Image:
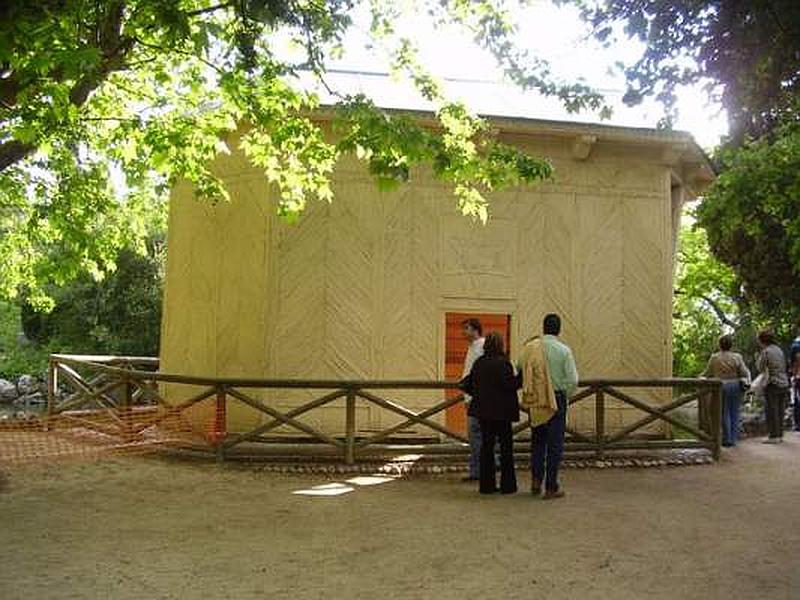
[445,312,511,434]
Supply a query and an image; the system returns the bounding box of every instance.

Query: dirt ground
[2,436,799,600]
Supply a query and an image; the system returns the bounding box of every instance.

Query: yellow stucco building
[159,113,713,438]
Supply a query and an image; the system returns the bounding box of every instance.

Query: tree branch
[70,2,132,105]
[674,288,740,329]
[80,116,141,123]
[132,36,225,75]
[0,2,133,173]
[109,77,159,102]
[186,2,233,18]
[0,139,36,171]
[315,71,345,100]
[699,294,739,329]
[0,76,19,108]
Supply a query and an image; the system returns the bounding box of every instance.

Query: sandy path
[1,436,799,600]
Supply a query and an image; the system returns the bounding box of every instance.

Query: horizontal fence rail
[46,354,723,463]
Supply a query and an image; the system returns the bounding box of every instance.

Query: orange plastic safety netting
[0,354,239,468]
[0,404,221,467]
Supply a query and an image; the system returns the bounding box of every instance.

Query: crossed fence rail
[45,354,723,463]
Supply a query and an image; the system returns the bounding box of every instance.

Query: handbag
[750,372,768,396]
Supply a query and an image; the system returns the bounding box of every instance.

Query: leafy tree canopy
[20,239,164,357]
[0,0,608,308]
[672,218,739,376]
[697,121,800,333]
[674,218,738,328]
[567,0,800,140]
[0,239,163,379]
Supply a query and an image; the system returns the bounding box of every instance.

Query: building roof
[314,105,717,192]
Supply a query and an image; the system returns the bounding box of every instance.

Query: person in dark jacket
[461,331,520,494]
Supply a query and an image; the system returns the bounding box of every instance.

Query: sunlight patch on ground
[386,454,423,462]
[346,475,397,486]
[291,454,423,498]
[292,483,355,497]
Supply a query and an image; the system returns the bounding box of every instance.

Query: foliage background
[0,241,163,380]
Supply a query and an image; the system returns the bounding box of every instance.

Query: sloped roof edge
[313,105,716,181]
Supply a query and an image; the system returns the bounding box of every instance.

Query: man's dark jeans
[721,380,742,446]
[531,391,567,492]
[765,384,788,439]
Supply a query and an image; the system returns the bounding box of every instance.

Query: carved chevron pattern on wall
[161,152,674,435]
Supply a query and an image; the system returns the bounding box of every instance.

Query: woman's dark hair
[483,331,505,357]
[543,313,561,336]
[758,329,775,345]
[719,334,733,351]
[462,317,483,335]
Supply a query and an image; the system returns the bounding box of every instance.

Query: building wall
[160,129,677,436]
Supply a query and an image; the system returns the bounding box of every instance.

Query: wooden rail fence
[47,354,723,463]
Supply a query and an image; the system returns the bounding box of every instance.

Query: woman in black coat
[461,331,521,494]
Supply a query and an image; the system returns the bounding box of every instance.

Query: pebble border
[236,453,714,477]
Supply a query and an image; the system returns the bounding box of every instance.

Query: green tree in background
[672,215,784,376]
[1,0,608,307]
[673,219,739,376]
[21,240,164,356]
[697,121,800,337]
[0,239,163,379]
[567,0,800,139]
[0,300,49,379]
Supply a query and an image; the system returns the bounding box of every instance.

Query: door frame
[440,302,518,435]
[437,299,519,382]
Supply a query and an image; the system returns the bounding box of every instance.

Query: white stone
[0,379,18,403]
[17,374,39,396]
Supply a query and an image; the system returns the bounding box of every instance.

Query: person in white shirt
[461,318,486,481]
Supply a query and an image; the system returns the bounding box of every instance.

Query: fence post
[214,386,227,463]
[345,387,356,465]
[710,383,722,461]
[595,387,605,459]
[122,376,134,442]
[45,357,57,431]
[698,388,711,437]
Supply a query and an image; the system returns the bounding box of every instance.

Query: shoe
[479,488,498,494]
[543,489,565,500]
[762,438,781,444]
[461,476,479,482]
[500,488,517,495]
[531,478,542,497]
